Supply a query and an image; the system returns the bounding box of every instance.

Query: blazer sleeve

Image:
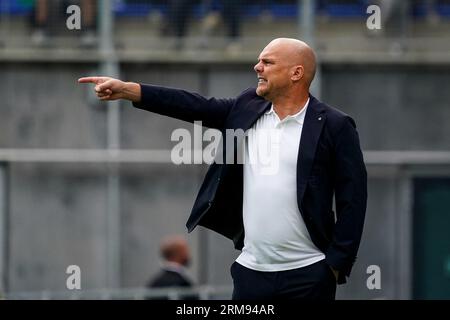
[132,84,235,130]
[325,116,367,284]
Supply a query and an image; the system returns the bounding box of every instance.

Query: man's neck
[272,94,309,121]
[162,261,187,273]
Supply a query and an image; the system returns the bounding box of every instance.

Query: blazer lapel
[221,97,270,164]
[231,97,272,131]
[297,95,326,207]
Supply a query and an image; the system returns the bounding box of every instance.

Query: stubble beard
[256,84,270,99]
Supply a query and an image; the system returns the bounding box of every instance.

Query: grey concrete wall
[336,177,398,299]
[120,163,204,288]
[1,62,449,298]
[8,163,204,291]
[323,65,450,151]
[0,63,105,149]
[9,163,107,291]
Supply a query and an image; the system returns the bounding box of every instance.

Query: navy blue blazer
[133,84,367,284]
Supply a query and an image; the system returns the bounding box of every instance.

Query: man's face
[254,43,291,100]
[179,245,191,267]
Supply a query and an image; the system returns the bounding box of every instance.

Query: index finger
[78,77,102,84]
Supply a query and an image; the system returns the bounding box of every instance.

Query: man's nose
[254,62,262,73]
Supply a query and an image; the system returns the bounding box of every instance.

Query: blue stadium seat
[269,4,298,18]
[322,0,366,18]
[113,1,206,18]
[412,0,450,19]
[437,0,450,17]
[3,0,446,21]
[0,0,33,15]
[114,2,159,17]
[243,1,366,19]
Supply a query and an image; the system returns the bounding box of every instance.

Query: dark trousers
[231,259,336,300]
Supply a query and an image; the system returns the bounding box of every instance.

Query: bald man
[147,236,193,289]
[79,38,367,300]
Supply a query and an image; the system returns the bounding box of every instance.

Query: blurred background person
[31,0,97,46]
[163,0,195,40]
[369,0,412,38]
[423,0,440,25]
[204,0,241,41]
[146,235,194,290]
[162,0,242,50]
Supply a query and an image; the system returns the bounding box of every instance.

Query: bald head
[254,38,317,102]
[265,38,316,87]
[160,235,191,267]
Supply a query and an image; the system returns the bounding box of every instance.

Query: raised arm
[78,77,234,129]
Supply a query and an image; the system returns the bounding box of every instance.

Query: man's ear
[291,65,304,81]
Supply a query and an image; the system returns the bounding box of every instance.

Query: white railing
[1,149,450,165]
[3,285,234,300]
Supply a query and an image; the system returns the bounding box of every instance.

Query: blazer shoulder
[236,87,260,102]
[238,87,257,97]
[236,87,270,106]
[319,101,357,132]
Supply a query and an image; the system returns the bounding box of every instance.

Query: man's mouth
[258,77,267,84]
